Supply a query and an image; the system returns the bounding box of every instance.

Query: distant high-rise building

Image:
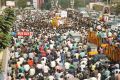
[33,0,44,9]
[111,0,120,3]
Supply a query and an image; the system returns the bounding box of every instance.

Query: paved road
[0,48,10,80]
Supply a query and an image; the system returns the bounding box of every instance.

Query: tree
[42,0,51,10]
[59,0,86,9]
[16,0,27,8]
[74,0,85,8]
[0,8,15,49]
[59,0,69,9]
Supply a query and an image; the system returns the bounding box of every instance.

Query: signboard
[6,1,15,6]
[17,32,33,36]
[61,11,67,18]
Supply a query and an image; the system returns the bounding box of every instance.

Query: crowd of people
[6,10,120,80]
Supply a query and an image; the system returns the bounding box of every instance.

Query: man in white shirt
[97,73,101,80]
[28,52,34,59]
[50,44,54,49]
[24,64,30,72]
[48,74,55,80]
[65,61,70,70]
[51,60,56,68]
[29,67,35,76]
[14,52,19,58]
[36,62,43,69]
[43,64,50,74]
[89,77,97,80]
[56,57,61,64]
[19,56,24,64]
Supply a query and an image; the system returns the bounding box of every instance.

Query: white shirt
[50,44,54,49]
[89,77,97,80]
[51,61,56,68]
[29,68,35,76]
[65,62,70,69]
[97,73,101,80]
[24,64,30,71]
[14,52,19,58]
[57,51,61,57]
[68,43,73,49]
[43,65,49,73]
[82,58,88,62]
[29,53,34,59]
[56,57,61,64]
[64,47,69,52]
[48,75,55,80]
[36,63,43,69]
[19,57,24,64]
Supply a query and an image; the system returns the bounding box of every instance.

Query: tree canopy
[42,0,51,10]
[0,8,15,49]
[16,0,27,8]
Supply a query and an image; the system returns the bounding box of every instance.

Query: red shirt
[28,59,34,67]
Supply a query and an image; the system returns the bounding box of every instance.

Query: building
[88,2,105,10]
[111,0,120,3]
[33,0,44,9]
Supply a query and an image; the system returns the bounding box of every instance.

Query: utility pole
[70,0,74,9]
[0,0,1,8]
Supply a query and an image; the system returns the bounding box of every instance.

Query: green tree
[59,0,86,9]
[74,0,85,8]
[59,0,69,9]
[16,0,27,8]
[42,0,51,10]
[0,8,15,49]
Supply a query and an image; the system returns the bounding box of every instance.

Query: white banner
[61,11,67,18]
[6,1,15,6]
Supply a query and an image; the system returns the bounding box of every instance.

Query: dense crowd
[6,10,120,80]
[7,26,120,80]
[95,24,120,48]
